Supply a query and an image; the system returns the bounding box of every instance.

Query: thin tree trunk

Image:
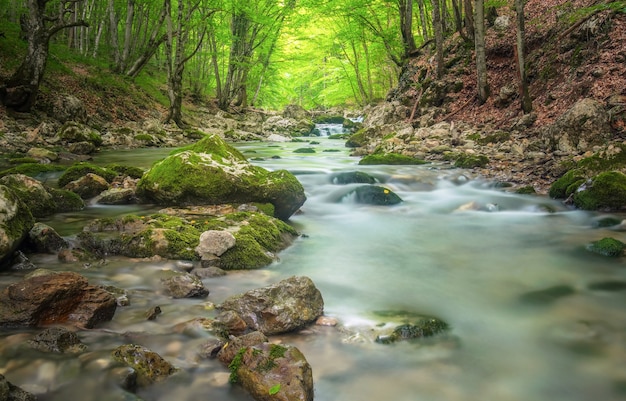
[398,0,416,59]
[464,0,474,40]
[474,0,489,104]
[417,0,429,41]
[125,0,168,78]
[108,0,121,71]
[432,0,445,78]
[515,0,532,113]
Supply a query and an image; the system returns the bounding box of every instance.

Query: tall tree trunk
[432,0,445,78]
[108,0,121,71]
[125,0,168,78]
[1,0,88,111]
[398,0,416,59]
[417,0,429,41]
[515,0,532,113]
[464,0,474,40]
[474,0,489,104]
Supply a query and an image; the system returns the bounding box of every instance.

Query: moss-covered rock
[105,164,145,179]
[330,171,377,185]
[111,344,177,387]
[0,174,56,217]
[375,318,450,344]
[57,121,103,147]
[346,185,403,205]
[359,153,428,165]
[0,163,64,178]
[0,185,35,267]
[48,188,85,212]
[549,169,587,199]
[586,237,625,257]
[345,129,368,148]
[454,154,489,168]
[294,147,316,153]
[57,162,117,188]
[136,134,306,220]
[572,171,626,211]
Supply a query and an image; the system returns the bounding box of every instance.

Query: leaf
[269,384,281,395]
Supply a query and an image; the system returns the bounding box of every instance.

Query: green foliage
[269,384,281,395]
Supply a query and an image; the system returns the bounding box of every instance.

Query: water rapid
[1,133,625,401]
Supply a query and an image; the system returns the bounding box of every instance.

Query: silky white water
[1,133,625,401]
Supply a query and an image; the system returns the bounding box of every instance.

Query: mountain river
[1,126,625,401]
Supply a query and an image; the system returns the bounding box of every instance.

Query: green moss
[228,347,247,383]
[135,133,155,142]
[515,186,537,195]
[345,130,368,148]
[0,185,35,243]
[48,188,85,212]
[9,157,38,164]
[454,154,489,168]
[257,344,288,373]
[359,153,428,165]
[587,237,625,257]
[58,122,103,146]
[549,169,586,198]
[163,228,200,260]
[251,202,275,216]
[235,213,297,252]
[294,148,316,153]
[173,134,247,162]
[58,162,117,187]
[0,163,64,178]
[219,234,274,270]
[573,171,626,210]
[183,128,206,140]
[473,131,510,145]
[106,164,145,179]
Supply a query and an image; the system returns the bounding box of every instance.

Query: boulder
[572,171,626,211]
[217,331,268,364]
[26,147,58,161]
[136,134,306,220]
[544,98,612,153]
[195,230,236,257]
[51,95,88,124]
[111,344,177,387]
[262,115,314,136]
[0,270,117,328]
[218,276,324,335]
[56,121,102,147]
[0,185,35,267]
[0,374,36,401]
[97,188,137,205]
[229,343,314,401]
[346,185,403,206]
[28,326,87,353]
[330,171,377,185]
[161,271,209,298]
[282,104,309,120]
[0,174,56,217]
[25,222,68,253]
[63,173,109,199]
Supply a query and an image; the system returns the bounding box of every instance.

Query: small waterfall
[314,123,345,136]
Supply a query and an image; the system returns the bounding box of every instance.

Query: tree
[432,0,445,78]
[163,0,211,127]
[515,0,532,113]
[0,0,88,111]
[473,0,489,104]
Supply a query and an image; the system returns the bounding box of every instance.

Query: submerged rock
[136,134,306,220]
[218,276,324,335]
[358,152,428,165]
[0,374,36,401]
[375,318,450,344]
[330,171,377,185]
[111,344,177,387]
[347,185,403,205]
[519,285,576,306]
[28,326,87,353]
[228,343,314,401]
[161,271,209,298]
[586,237,625,257]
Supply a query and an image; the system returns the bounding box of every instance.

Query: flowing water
[1,127,626,401]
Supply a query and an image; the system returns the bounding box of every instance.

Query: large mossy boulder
[136,134,306,220]
[0,185,35,267]
[346,185,403,205]
[0,174,56,217]
[572,171,626,211]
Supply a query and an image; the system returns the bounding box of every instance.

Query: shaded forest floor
[405,0,626,133]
